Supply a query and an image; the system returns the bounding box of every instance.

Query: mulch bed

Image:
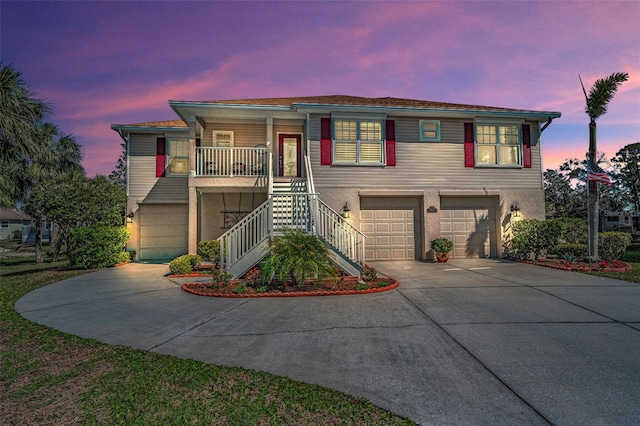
[182,276,399,298]
[508,257,632,273]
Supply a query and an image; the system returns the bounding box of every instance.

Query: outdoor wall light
[341,202,351,219]
[510,202,521,218]
[126,211,135,223]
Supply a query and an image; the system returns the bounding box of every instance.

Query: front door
[278,134,302,177]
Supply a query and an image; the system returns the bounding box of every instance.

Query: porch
[195,146,267,178]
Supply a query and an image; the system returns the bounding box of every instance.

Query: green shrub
[552,217,588,244]
[509,219,562,260]
[232,282,247,294]
[430,237,453,253]
[169,254,202,275]
[68,226,130,269]
[553,243,588,258]
[127,249,137,261]
[197,239,221,265]
[261,228,335,286]
[116,251,132,265]
[211,268,231,285]
[598,232,631,262]
[12,229,21,240]
[362,264,378,281]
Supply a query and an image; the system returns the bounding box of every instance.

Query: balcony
[195,146,267,178]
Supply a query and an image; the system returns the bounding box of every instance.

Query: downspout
[538,117,555,193]
[540,117,554,134]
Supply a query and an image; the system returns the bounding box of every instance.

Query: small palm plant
[261,228,336,286]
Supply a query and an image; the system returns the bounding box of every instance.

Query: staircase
[219,154,365,278]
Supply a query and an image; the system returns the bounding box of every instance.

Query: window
[168,138,190,175]
[333,120,383,164]
[475,124,521,166]
[1,220,8,229]
[213,131,234,147]
[419,120,441,141]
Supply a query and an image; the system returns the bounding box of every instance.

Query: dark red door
[278,134,302,177]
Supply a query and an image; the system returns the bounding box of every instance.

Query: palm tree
[0,62,50,207]
[580,72,629,259]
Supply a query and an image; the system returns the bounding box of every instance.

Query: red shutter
[385,120,396,166]
[320,117,332,165]
[464,123,474,167]
[156,137,166,177]
[522,124,531,168]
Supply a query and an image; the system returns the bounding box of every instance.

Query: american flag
[587,159,613,186]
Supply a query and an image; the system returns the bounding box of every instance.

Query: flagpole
[586,152,591,260]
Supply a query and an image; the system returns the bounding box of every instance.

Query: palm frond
[584,72,629,119]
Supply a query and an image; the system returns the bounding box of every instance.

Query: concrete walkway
[16,259,640,425]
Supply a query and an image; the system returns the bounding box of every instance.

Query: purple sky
[2,1,639,177]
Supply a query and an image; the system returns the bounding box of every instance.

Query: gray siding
[128,132,188,204]
[309,117,543,190]
[203,122,266,147]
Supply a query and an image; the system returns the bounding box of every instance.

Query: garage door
[440,197,496,258]
[360,197,421,261]
[139,204,188,260]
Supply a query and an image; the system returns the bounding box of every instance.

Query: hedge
[69,226,130,269]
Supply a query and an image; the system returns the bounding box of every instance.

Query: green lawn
[585,243,640,283]
[0,263,415,425]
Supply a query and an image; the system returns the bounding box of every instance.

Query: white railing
[271,193,314,231]
[196,147,267,177]
[316,199,366,267]
[220,199,271,269]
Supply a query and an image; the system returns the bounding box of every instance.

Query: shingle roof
[121,119,187,128]
[0,209,30,220]
[179,95,533,113]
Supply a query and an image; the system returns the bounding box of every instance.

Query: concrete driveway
[16,259,640,425]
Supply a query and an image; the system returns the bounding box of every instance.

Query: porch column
[188,114,196,176]
[188,186,198,255]
[266,117,273,174]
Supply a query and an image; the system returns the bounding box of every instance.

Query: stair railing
[316,199,366,267]
[219,199,271,271]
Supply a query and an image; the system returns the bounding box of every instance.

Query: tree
[580,72,628,259]
[25,175,126,262]
[0,62,50,207]
[544,168,586,219]
[23,123,84,262]
[611,143,640,213]
[109,141,127,188]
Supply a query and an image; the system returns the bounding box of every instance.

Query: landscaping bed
[182,276,399,297]
[509,257,632,273]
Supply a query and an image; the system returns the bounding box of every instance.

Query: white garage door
[139,204,188,260]
[361,209,415,260]
[440,197,496,258]
[359,196,422,261]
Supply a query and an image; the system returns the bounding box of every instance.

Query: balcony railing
[195,147,267,177]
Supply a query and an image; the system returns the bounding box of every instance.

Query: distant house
[602,212,639,233]
[0,209,30,240]
[112,95,561,276]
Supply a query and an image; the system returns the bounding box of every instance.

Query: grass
[0,261,415,425]
[585,243,640,283]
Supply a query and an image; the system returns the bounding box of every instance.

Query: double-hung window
[333,119,383,164]
[475,124,521,166]
[168,138,190,175]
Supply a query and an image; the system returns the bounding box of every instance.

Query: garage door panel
[391,223,406,232]
[375,210,391,220]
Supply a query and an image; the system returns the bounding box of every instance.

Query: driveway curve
[16,259,640,425]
